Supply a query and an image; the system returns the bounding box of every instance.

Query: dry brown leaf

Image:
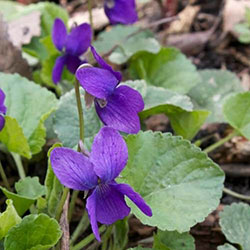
[8,11,41,48]
[0,15,31,79]
[166,5,200,34]
[166,29,213,55]
[69,8,109,30]
[223,0,250,34]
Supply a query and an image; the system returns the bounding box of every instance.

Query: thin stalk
[101,225,113,250]
[11,153,25,179]
[55,187,69,221]
[74,80,84,143]
[223,187,250,201]
[70,212,89,245]
[0,160,10,190]
[203,130,238,154]
[88,0,94,32]
[72,225,106,250]
[68,190,80,221]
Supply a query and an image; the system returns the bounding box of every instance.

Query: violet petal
[76,67,118,99]
[0,89,7,115]
[90,127,128,182]
[0,115,5,131]
[50,147,98,190]
[86,190,101,241]
[95,85,144,133]
[94,183,130,224]
[52,55,67,84]
[104,0,138,25]
[52,18,67,51]
[90,46,122,82]
[113,183,153,217]
[65,23,92,56]
[65,54,82,74]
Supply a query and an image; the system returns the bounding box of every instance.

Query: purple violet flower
[52,18,92,84]
[76,46,144,134]
[0,89,7,131]
[104,0,138,24]
[50,127,152,241]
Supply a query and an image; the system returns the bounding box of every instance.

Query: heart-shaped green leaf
[15,177,46,199]
[53,88,101,148]
[129,48,200,94]
[223,92,250,139]
[123,131,224,231]
[123,80,209,140]
[0,73,58,157]
[153,230,195,250]
[0,187,35,216]
[219,203,250,250]
[0,200,21,240]
[189,70,243,123]
[0,116,30,158]
[4,213,62,250]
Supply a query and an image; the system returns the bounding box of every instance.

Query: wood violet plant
[0,1,248,250]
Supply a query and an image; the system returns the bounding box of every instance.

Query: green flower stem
[70,211,89,245]
[101,225,113,250]
[203,130,238,154]
[11,153,25,179]
[223,187,250,201]
[88,0,94,34]
[0,160,11,190]
[55,187,69,221]
[74,79,84,143]
[68,190,80,221]
[72,225,106,250]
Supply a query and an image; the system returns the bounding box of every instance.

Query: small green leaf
[169,110,210,140]
[223,92,250,139]
[0,73,58,157]
[4,213,62,250]
[189,70,243,123]
[123,131,224,231]
[0,200,21,240]
[0,187,35,216]
[15,177,46,199]
[235,23,250,44]
[114,218,129,250]
[109,37,161,64]
[153,230,195,250]
[93,25,142,54]
[54,88,101,148]
[129,48,200,94]
[45,143,64,217]
[219,203,250,250]
[0,116,31,158]
[217,244,237,250]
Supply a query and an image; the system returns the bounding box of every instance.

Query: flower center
[96,98,108,108]
[106,0,115,8]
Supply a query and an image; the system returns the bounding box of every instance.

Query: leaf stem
[223,187,250,201]
[70,211,89,245]
[68,190,80,221]
[88,0,94,34]
[55,187,69,221]
[72,225,106,250]
[11,153,25,179]
[203,130,238,154]
[0,160,11,190]
[74,79,84,143]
